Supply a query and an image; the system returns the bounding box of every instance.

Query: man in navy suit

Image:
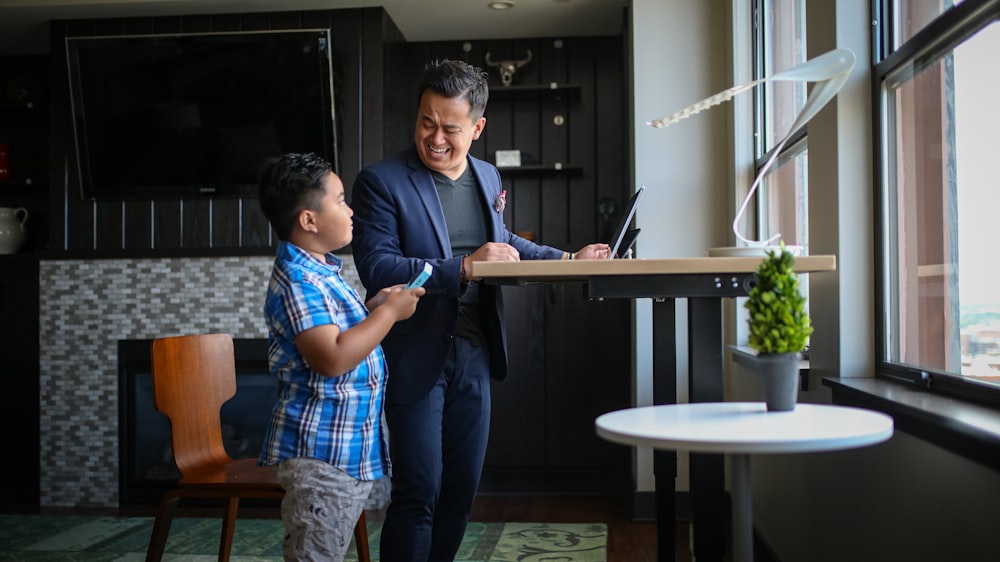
[351,59,610,561]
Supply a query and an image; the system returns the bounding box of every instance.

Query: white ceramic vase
[0,206,29,254]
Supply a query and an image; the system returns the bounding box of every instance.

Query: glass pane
[884,21,1000,388]
[892,0,964,49]
[759,0,807,154]
[760,142,808,249]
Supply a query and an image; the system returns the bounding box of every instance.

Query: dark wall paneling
[48,8,396,256]
[566,40,596,246]
[0,54,50,253]
[594,37,629,246]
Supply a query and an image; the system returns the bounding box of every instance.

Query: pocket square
[494,190,507,214]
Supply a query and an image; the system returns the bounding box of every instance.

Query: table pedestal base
[730,454,752,562]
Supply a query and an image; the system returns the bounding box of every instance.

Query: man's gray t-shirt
[433,168,489,347]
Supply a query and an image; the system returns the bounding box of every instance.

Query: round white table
[595,402,894,562]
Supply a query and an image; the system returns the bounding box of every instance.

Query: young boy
[256,152,423,562]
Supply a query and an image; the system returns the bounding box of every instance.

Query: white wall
[629,0,733,493]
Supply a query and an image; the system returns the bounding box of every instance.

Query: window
[753,0,808,248]
[875,0,1000,400]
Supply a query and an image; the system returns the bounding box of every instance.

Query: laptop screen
[607,186,645,259]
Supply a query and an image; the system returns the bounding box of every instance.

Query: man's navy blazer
[351,147,564,404]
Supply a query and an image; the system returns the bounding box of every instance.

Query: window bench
[823,377,1000,471]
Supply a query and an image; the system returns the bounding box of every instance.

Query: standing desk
[474,256,837,562]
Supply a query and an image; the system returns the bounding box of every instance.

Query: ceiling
[0,0,628,55]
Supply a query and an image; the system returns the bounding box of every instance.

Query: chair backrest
[151,333,238,476]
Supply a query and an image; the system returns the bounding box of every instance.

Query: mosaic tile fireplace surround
[38,255,369,508]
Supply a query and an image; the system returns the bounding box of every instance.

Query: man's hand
[573,243,612,260]
[465,243,520,281]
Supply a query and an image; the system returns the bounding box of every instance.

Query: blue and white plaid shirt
[258,241,390,481]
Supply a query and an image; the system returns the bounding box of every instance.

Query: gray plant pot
[754,352,801,411]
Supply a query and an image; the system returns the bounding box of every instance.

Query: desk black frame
[480,256,835,562]
[484,271,756,562]
[588,273,753,562]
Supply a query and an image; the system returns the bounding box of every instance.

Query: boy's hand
[367,285,424,321]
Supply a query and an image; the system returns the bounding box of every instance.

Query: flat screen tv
[66,29,338,200]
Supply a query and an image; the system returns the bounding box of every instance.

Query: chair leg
[146,494,180,562]
[353,510,371,562]
[218,496,240,562]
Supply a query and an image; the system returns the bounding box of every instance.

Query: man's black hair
[418,59,490,120]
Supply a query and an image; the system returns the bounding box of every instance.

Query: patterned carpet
[0,514,607,561]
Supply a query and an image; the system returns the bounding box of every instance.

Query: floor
[467,495,685,562]
[0,494,771,562]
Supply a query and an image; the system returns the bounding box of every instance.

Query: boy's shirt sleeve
[281,275,343,337]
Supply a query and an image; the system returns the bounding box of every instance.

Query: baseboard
[478,467,631,495]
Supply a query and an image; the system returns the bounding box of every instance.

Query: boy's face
[311,172,353,252]
[414,90,485,180]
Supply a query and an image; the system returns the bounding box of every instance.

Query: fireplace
[118,338,275,505]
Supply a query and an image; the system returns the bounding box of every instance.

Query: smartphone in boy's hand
[406,262,434,289]
[365,263,431,312]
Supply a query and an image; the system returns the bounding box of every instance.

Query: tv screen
[66,29,338,199]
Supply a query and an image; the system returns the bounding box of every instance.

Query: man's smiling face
[413,90,485,180]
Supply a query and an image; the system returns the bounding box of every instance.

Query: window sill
[822,377,1000,471]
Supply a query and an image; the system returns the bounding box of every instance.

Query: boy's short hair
[258,152,333,240]
[418,59,490,121]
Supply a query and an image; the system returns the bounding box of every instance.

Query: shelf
[496,165,583,175]
[0,102,46,111]
[0,179,47,189]
[489,83,581,100]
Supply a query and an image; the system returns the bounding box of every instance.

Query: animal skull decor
[485,50,533,86]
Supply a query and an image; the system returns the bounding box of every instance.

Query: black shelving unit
[497,164,584,175]
[489,83,582,100]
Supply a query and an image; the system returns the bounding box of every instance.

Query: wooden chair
[147,333,370,562]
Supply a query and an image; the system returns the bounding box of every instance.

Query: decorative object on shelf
[485,49,533,86]
[744,243,813,411]
[495,149,522,168]
[0,143,10,182]
[0,206,29,254]
[647,48,856,256]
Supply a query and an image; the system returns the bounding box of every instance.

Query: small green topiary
[745,243,813,354]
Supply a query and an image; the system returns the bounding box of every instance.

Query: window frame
[872,0,1000,408]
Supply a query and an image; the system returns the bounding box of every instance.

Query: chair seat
[180,458,282,488]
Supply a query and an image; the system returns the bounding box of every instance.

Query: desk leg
[689,297,726,562]
[652,298,677,562]
[730,454,753,562]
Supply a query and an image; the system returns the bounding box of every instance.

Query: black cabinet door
[0,259,40,504]
[482,283,631,494]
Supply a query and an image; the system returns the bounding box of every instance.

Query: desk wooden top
[472,255,836,280]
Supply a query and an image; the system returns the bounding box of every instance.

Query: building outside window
[753,0,808,249]
[875,0,1000,395]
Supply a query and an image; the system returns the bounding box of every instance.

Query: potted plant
[745,243,813,411]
